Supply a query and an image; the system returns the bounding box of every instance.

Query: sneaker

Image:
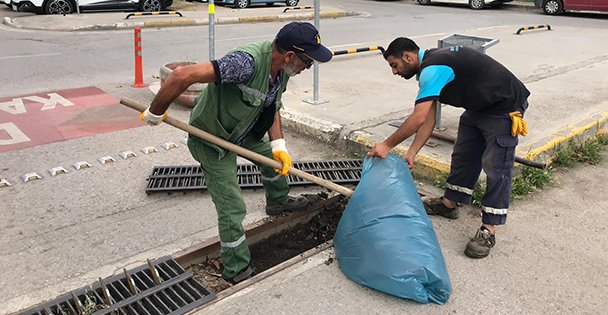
[223,265,255,285]
[464,226,496,259]
[423,197,459,219]
[265,195,309,215]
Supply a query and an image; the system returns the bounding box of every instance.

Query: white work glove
[271,139,292,176]
[140,107,167,126]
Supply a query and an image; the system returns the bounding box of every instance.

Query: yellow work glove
[509,111,528,137]
[140,107,168,126]
[270,139,292,176]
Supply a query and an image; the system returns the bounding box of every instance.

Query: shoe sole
[464,248,489,259]
[423,205,459,219]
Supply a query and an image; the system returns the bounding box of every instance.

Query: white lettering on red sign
[0,98,26,115]
[23,93,74,111]
[0,122,31,145]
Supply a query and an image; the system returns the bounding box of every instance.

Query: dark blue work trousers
[444,103,527,226]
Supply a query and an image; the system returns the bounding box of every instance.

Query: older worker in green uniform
[140,22,333,284]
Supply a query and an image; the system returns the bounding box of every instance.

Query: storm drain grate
[146,159,364,193]
[20,257,215,315]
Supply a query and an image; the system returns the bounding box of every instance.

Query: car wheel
[286,0,298,6]
[469,0,484,9]
[43,0,75,14]
[542,0,562,14]
[139,0,162,12]
[417,0,431,4]
[234,0,248,8]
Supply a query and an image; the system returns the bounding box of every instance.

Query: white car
[10,0,172,14]
[417,0,512,10]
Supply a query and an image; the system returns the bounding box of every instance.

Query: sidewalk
[280,24,608,180]
[2,2,357,31]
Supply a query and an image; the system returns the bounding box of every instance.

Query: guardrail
[125,11,183,19]
[283,6,313,13]
[516,24,551,35]
[332,46,385,56]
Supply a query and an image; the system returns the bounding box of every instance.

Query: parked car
[416,0,512,10]
[10,0,172,14]
[2,0,11,7]
[534,0,608,15]
[216,0,299,9]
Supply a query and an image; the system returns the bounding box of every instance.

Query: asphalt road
[1,0,606,98]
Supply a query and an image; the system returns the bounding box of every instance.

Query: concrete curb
[1,11,358,31]
[282,109,608,182]
[518,111,608,163]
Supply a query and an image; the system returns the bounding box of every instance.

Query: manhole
[145,159,363,193]
[19,257,215,315]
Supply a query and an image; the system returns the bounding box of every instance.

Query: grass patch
[430,132,608,204]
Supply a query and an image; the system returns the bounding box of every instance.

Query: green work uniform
[187,41,291,279]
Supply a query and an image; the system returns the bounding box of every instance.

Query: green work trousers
[187,134,290,279]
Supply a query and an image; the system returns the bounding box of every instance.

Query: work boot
[223,265,255,285]
[464,226,496,259]
[265,195,309,215]
[424,197,459,219]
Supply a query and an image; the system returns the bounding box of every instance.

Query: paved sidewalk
[2,2,357,31]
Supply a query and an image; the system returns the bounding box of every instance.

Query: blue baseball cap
[275,22,332,63]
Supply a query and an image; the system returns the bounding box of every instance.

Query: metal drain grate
[146,159,363,193]
[20,257,214,315]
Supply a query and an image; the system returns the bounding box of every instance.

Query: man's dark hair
[383,37,419,59]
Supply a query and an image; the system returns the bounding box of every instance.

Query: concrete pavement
[2,2,358,31]
[2,2,608,314]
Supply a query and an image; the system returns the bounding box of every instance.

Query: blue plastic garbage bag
[334,154,451,304]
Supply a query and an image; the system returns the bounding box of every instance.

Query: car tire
[234,0,248,8]
[43,0,75,14]
[139,0,162,12]
[286,0,298,6]
[542,0,562,14]
[469,0,484,9]
[417,0,431,4]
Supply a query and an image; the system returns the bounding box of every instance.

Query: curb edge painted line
[0,11,359,31]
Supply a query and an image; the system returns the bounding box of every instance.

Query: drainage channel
[174,193,347,301]
[145,159,363,193]
[16,193,346,315]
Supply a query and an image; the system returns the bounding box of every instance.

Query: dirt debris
[189,192,346,293]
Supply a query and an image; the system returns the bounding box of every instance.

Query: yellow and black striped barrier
[125,11,183,20]
[516,24,551,35]
[283,6,313,13]
[332,46,386,56]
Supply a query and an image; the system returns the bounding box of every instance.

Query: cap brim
[306,45,333,63]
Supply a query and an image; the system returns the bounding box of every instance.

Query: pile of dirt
[189,193,346,293]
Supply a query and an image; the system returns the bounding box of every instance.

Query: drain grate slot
[146,159,363,193]
[19,257,215,315]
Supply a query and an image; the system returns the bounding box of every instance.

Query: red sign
[0,86,144,153]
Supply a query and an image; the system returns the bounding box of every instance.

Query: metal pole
[209,0,215,60]
[304,0,328,105]
[76,0,80,14]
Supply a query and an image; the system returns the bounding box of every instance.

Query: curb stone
[1,11,359,31]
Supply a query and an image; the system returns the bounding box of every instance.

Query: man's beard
[282,63,299,77]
